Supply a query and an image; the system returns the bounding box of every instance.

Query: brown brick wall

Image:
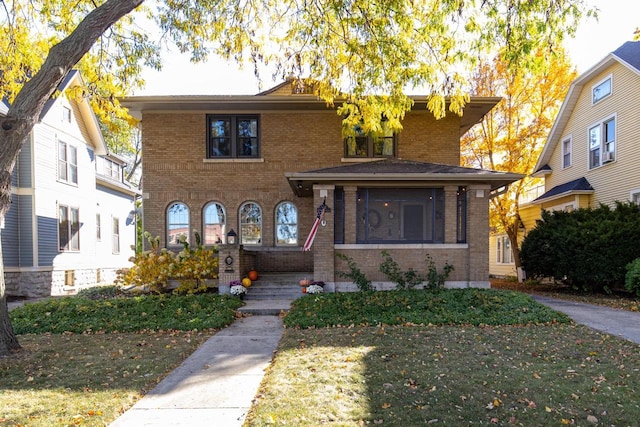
[139,105,491,282]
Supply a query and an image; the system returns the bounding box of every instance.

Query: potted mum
[229,280,247,298]
[306,284,324,294]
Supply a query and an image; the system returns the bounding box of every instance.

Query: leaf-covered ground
[491,278,640,312]
[247,324,640,426]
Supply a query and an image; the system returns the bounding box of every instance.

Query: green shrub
[424,254,454,289]
[116,231,218,294]
[335,253,374,291]
[379,250,424,290]
[76,285,125,300]
[521,202,640,292]
[625,258,640,297]
[10,294,243,334]
[284,289,569,328]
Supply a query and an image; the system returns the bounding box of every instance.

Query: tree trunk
[0,0,144,357]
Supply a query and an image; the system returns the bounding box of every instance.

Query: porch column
[343,186,358,244]
[312,184,335,284]
[444,186,458,244]
[466,184,491,287]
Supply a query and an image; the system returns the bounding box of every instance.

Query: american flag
[302,200,328,251]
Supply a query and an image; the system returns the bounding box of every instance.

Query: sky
[134,0,639,96]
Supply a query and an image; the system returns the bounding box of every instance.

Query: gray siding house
[1,71,139,297]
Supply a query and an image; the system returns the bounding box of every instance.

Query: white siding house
[1,71,139,297]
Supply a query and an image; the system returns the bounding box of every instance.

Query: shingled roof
[285,158,524,196]
[531,177,594,204]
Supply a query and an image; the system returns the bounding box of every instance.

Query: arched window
[276,201,297,245]
[167,202,189,245]
[239,202,262,245]
[203,202,226,245]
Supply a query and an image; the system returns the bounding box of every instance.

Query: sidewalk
[532,295,640,344]
[109,314,284,427]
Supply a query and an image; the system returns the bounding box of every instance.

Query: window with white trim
[59,204,80,251]
[239,202,262,245]
[496,235,513,264]
[592,75,612,104]
[631,190,640,206]
[167,202,190,246]
[203,202,226,245]
[58,140,78,184]
[562,137,572,168]
[112,217,120,254]
[589,116,615,169]
[275,201,298,245]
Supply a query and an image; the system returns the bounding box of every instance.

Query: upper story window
[58,141,78,184]
[275,201,298,245]
[562,137,572,168]
[167,202,190,246]
[588,115,616,169]
[99,158,121,181]
[239,202,262,245]
[203,202,226,245]
[592,75,612,104]
[207,115,260,158]
[62,106,72,123]
[59,204,80,252]
[345,120,396,158]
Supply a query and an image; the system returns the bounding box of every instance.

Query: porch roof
[285,158,524,196]
[530,177,594,205]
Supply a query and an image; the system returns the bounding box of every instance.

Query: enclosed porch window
[355,188,444,243]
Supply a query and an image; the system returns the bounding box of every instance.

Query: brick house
[122,80,522,290]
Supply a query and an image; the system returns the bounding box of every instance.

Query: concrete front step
[238,299,294,316]
[243,272,311,301]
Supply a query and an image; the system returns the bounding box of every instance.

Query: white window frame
[59,204,80,252]
[112,217,120,254]
[275,201,298,246]
[167,202,190,246]
[592,74,612,104]
[239,201,262,245]
[631,189,640,206]
[203,201,227,245]
[561,136,572,169]
[588,114,616,170]
[496,235,513,265]
[57,140,78,185]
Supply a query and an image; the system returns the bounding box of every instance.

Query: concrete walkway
[109,314,284,427]
[532,295,640,344]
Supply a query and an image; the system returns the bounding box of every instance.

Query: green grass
[284,288,570,328]
[2,293,243,426]
[247,324,640,426]
[246,289,639,426]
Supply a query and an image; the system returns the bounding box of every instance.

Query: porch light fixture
[227,228,237,245]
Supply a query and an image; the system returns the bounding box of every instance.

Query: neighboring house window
[456,186,467,243]
[59,205,80,251]
[275,201,298,245]
[496,235,513,264]
[631,190,640,206]
[203,202,226,245]
[562,137,572,168]
[207,115,259,158]
[167,202,190,245]
[345,120,396,158]
[592,75,612,104]
[356,188,444,243]
[101,158,121,181]
[96,213,101,241]
[239,202,262,245]
[588,116,615,169]
[112,217,120,254]
[58,141,78,184]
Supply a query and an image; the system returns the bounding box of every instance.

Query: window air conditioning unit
[603,151,615,163]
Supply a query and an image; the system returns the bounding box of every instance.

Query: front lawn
[246,289,640,426]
